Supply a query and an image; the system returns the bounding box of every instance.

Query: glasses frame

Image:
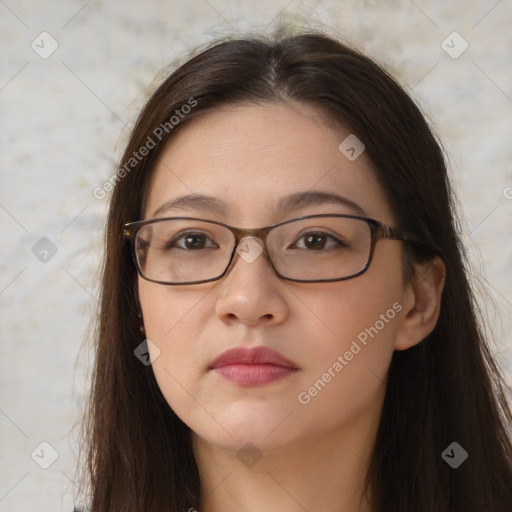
[123,214,424,285]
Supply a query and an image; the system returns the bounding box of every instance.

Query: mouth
[208,345,299,387]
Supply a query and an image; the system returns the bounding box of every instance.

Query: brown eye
[290,231,345,250]
[168,232,217,250]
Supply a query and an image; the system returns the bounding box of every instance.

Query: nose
[214,236,289,326]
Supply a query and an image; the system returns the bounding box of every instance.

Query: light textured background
[1,1,511,510]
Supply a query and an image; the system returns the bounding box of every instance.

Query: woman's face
[138,102,411,452]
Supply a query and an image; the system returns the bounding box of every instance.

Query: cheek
[305,251,404,361]
[300,283,402,387]
[139,278,210,340]
[293,297,402,436]
[294,249,404,416]
[138,280,217,426]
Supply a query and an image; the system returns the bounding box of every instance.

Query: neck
[192,409,380,512]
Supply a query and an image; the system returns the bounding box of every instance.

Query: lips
[209,346,299,386]
[210,345,298,368]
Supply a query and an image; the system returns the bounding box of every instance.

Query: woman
[76,30,512,511]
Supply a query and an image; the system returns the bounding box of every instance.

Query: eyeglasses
[123,214,423,285]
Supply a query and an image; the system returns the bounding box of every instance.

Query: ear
[395,256,446,351]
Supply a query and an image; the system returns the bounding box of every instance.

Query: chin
[190,411,299,451]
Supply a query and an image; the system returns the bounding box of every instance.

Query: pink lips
[209,346,299,386]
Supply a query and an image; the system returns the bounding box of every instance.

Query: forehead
[144,102,395,225]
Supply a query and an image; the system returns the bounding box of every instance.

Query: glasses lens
[267,216,372,281]
[135,219,235,283]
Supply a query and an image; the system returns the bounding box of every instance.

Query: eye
[289,231,346,250]
[167,231,218,250]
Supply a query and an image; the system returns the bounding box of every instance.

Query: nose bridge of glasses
[228,226,275,272]
[229,225,273,253]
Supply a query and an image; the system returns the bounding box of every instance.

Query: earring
[138,312,145,336]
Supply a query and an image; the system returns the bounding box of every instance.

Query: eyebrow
[150,190,366,218]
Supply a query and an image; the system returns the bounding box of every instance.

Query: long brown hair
[76,29,512,511]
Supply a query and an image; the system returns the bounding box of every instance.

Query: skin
[138,102,445,512]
